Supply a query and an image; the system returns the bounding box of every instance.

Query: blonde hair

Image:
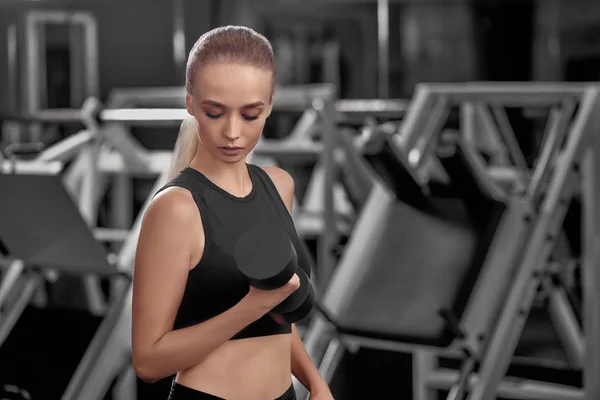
[168,25,275,179]
[168,115,198,180]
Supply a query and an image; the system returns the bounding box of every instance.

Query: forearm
[290,324,327,392]
[135,297,261,381]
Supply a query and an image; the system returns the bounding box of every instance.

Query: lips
[219,146,244,157]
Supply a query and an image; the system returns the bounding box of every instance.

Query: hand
[244,274,301,317]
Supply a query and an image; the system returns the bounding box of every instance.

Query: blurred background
[0,0,599,399]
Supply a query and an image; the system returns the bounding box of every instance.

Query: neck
[188,145,251,194]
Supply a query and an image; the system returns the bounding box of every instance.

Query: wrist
[307,376,329,393]
[238,293,268,321]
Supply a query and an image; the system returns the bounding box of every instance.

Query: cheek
[196,119,220,143]
[246,121,266,140]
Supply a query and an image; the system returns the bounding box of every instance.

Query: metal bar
[93,228,130,243]
[414,350,438,400]
[0,159,63,174]
[472,103,509,164]
[0,260,24,310]
[36,130,95,162]
[97,123,149,171]
[82,13,100,100]
[465,105,505,165]
[446,356,476,400]
[460,102,476,146]
[7,24,18,115]
[429,368,583,400]
[397,86,435,150]
[97,149,170,176]
[62,149,87,197]
[112,365,137,400]
[62,278,132,400]
[466,88,600,400]
[491,105,528,169]
[286,109,318,141]
[412,95,449,177]
[377,0,389,99]
[27,10,96,25]
[275,84,337,111]
[316,93,338,293]
[582,116,600,400]
[172,0,186,75]
[422,82,586,106]
[24,12,41,115]
[318,337,345,384]
[0,274,41,348]
[544,279,584,366]
[335,99,407,114]
[79,141,109,316]
[528,99,576,200]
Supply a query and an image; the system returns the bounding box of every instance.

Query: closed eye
[205,112,259,121]
[205,112,222,119]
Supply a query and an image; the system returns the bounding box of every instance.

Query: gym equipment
[0,169,132,399]
[298,83,600,400]
[273,267,315,324]
[234,225,299,291]
[234,225,316,324]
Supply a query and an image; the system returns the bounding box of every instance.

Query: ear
[266,91,275,118]
[185,93,195,116]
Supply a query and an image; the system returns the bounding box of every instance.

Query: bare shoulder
[136,185,204,268]
[259,165,295,212]
[143,186,199,229]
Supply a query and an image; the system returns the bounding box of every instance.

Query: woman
[131,25,334,400]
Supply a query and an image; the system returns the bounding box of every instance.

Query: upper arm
[260,166,295,214]
[131,187,203,361]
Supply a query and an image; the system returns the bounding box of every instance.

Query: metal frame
[301,82,600,400]
[23,10,99,113]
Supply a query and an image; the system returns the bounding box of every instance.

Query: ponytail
[168,115,198,180]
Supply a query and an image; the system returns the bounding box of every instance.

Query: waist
[176,334,293,399]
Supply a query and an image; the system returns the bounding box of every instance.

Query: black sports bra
[155,164,313,340]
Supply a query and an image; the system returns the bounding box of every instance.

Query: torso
[156,164,312,399]
[177,334,293,399]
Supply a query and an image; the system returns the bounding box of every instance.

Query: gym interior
[1,0,599,399]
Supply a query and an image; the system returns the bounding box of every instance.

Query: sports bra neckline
[182,164,257,202]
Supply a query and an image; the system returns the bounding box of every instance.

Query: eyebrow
[201,100,265,109]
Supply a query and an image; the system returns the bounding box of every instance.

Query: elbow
[132,353,161,384]
[133,361,158,384]
[134,366,159,384]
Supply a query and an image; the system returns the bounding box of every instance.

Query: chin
[215,153,247,164]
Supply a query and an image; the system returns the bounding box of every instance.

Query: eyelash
[205,113,259,121]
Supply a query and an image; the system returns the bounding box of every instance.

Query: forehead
[194,63,272,106]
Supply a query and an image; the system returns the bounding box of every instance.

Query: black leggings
[167,380,297,400]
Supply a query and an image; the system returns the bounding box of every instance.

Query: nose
[223,116,241,141]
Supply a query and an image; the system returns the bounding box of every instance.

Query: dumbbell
[233,224,315,323]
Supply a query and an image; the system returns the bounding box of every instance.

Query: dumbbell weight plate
[234,224,297,291]
[272,267,315,324]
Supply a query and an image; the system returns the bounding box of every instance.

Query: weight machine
[300,82,600,400]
